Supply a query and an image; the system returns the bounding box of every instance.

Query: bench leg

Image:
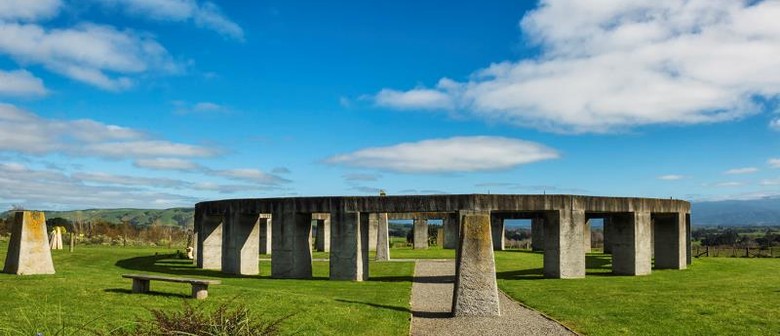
[191,284,209,300]
[132,279,150,293]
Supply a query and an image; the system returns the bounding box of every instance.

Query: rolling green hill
[3,208,194,228]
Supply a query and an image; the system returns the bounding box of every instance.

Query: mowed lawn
[0,241,414,335]
[494,250,780,335]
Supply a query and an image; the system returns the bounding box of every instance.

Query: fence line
[694,245,777,258]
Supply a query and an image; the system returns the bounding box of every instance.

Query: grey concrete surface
[259,218,272,255]
[271,210,312,279]
[531,217,544,251]
[329,211,369,281]
[611,212,652,276]
[452,212,500,316]
[196,214,222,270]
[443,213,459,249]
[413,218,428,249]
[543,210,585,279]
[490,215,505,251]
[222,212,260,275]
[653,213,687,269]
[376,213,390,261]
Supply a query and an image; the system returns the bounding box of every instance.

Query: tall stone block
[584,219,591,253]
[686,213,692,265]
[531,217,544,251]
[313,214,331,252]
[653,213,687,270]
[222,212,260,275]
[259,217,272,255]
[452,212,500,317]
[543,209,586,279]
[368,213,378,252]
[3,211,55,275]
[413,218,428,249]
[610,212,652,276]
[271,211,312,279]
[603,217,613,254]
[376,213,390,261]
[330,211,369,281]
[443,213,459,249]
[490,215,505,251]
[196,213,223,270]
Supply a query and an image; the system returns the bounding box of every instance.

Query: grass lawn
[494,250,780,335]
[0,240,414,335]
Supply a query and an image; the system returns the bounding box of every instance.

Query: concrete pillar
[3,211,55,275]
[368,213,378,252]
[413,218,428,249]
[271,210,312,279]
[259,215,272,255]
[192,232,198,264]
[686,213,692,265]
[314,214,331,252]
[436,228,445,247]
[196,213,223,270]
[376,213,390,261]
[490,215,505,251]
[653,213,687,270]
[543,209,585,279]
[610,212,652,276]
[330,211,369,281]
[452,211,500,317]
[531,217,544,251]
[443,213,459,249]
[603,216,613,254]
[222,212,260,275]
[584,219,591,253]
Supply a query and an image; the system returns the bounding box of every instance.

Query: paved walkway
[409,260,577,336]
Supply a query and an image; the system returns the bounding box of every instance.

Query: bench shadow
[335,299,410,313]
[368,275,414,282]
[114,254,267,279]
[412,311,452,319]
[413,275,454,284]
[104,288,189,299]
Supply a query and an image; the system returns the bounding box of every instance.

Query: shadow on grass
[335,299,410,313]
[115,254,266,279]
[368,275,414,282]
[412,275,453,284]
[104,288,190,299]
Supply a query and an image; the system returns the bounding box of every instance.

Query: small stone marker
[451,212,500,317]
[3,211,56,275]
[49,227,63,250]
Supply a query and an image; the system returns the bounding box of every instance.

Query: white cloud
[0,103,217,159]
[770,118,780,131]
[0,69,47,96]
[97,0,244,40]
[343,173,382,182]
[658,175,684,181]
[374,0,780,133]
[74,171,187,188]
[760,179,780,186]
[724,167,758,175]
[215,168,291,185]
[0,0,62,21]
[0,22,179,90]
[133,158,202,171]
[193,102,223,112]
[325,136,558,173]
[713,181,744,187]
[769,158,780,168]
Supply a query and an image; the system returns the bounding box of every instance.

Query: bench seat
[122,274,221,299]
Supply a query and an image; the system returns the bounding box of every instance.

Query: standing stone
[685,213,692,265]
[452,211,500,317]
[330,211,369,281]
[259,216,272,255]
[610,212,652,276]
[413,219,428,249]
[543,209,586,279]
[653,212,687,270]
[531,217,544,251]
[376,213,390,261]
[271,210,312,279]
[603,217,613,254]
[583,219,591,253]
[196,213,223,270]
[3,211,55,275]
[313,213,331,252]
[222,212,260,275]
[192,232,198,264]
[443,213,459,249]
[436,228,445,247]
[368,213,378,252]
[490,215,505,251]
[49,227,63,250]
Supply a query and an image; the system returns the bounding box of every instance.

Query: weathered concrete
[271,209,312,279]
[192,232,198,264]
[490,215,505,251]
[436,228,445,247]
[196,213,223,270]
[222,212,260,275]
[376,213,390,261]
[3,211,55,275]
[603,216,613,254]
[413,218,428,249]
[584,220,591,253]
[313,213,331,252]
[653,213,687,270]
[686,213,692,265]
[259,217,272,255]
[531,217,544,251]
[329,211,369,280]
[443,213,459,249]
[368,213,378,252]
[452,212,500,316]
[543,209,585,279]
[610,212,652,276]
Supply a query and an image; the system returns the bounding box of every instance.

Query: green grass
[494,250,780,335]
[0,240,414,335]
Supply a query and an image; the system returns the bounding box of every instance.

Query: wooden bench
[122,274,221,300]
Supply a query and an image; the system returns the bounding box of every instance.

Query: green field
[0,240,778,335]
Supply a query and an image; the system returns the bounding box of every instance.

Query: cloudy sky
[1,0,779,210]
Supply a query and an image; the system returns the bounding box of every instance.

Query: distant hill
[691,197,780,226]
[2,208,194,228]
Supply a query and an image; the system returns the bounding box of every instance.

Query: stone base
[3,211,55,275]
[452,212,500,317]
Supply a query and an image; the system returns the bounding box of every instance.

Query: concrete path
[409,260,577,336]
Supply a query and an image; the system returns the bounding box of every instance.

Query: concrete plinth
[452,211,500,317]
[584,220,591,253]
[314,214,331,252]
[49,228,63,250]
[653,213,687,270]
[531,217,544,251]
[603,217,613,254]
[3,211,55,275]
[376,213,390,261]
[259,217,272,255]
[490,215,505,251]
[192,232,198,264]
[543,210,585,279]
[413,219,428,249]
[222,212,260,275]
[685,213,692,265]
[610,212,652,276]
[368,213,378,252]
[443,213,459,249]
[436,228,445,247]
[271,211,312,279]
[196,214,223,270]
[330,211,369,281]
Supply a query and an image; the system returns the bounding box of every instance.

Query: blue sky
[1,0,779,210]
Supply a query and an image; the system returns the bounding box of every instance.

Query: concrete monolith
[3,211,55,275]
[452,212,500,316]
